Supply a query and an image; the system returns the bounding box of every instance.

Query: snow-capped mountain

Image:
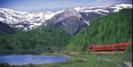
[0,4,132,35]
[0,8,64,31]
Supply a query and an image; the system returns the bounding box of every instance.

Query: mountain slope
[0,21,14,34]
[66,9,132,51]
[46,9,87,35]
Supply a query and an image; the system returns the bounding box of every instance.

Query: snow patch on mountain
[110,4,132,12]
[0,3,132,32]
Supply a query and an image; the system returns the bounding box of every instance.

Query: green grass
[26,53,130,67]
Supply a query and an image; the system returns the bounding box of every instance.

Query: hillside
[0,21,14,34]
[0,28,71,54]
[67,9,132,51]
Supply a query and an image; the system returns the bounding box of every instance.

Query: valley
[0,4,132,67]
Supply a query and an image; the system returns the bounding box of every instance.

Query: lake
[0,55,70,65]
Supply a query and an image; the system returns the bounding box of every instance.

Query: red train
[89,42,132,52]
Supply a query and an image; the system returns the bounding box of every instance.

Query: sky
[0,0,132,12]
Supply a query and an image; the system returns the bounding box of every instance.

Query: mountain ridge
[0,3,132,35]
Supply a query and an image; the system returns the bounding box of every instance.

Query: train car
[114,42,131,51]
[89,42,132,52]
[89,45,115,52]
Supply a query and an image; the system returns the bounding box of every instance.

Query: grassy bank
[40,51,132,67]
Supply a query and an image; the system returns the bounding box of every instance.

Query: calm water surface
[0,55,70,65]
